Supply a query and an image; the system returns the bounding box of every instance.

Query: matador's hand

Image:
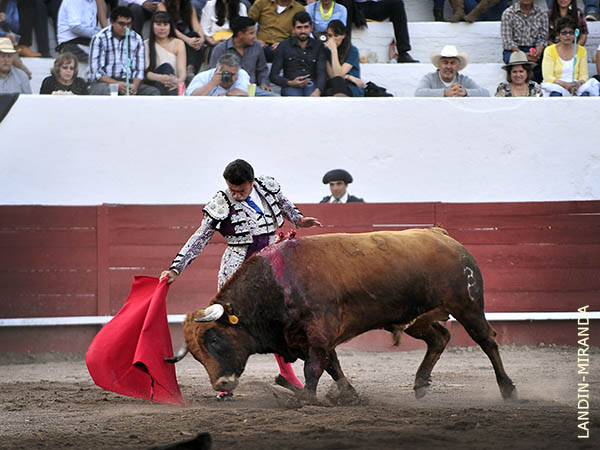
[160,269,178,284]
[298,216,322,228]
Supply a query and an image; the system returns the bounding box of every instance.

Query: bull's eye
[203,328,240,376]
[204,328,230,356]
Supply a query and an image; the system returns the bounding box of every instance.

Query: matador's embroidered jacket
[169,176,303,288]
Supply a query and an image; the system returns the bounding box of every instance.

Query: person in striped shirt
[88,6,159,95]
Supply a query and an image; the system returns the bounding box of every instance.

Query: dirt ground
[1,345,598,450]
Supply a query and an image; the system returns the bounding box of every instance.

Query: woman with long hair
[40,52,88,94]
[200,0,247,47]
[541,17,599,96]
[548,0,588,45]
[323,19,364,97]
[158,0,204,75]
[144,11,187,95]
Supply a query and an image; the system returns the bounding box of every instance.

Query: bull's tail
[385,324,405,346]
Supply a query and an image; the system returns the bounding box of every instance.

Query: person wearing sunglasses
[541,16,599,96]
[88,6,160,95]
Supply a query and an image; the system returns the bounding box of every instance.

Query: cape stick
[125,27,131,96]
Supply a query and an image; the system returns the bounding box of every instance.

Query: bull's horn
[195,304,225,322]
[165,344,188,363]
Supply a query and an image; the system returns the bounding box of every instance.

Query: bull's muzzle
[215,375,239,392]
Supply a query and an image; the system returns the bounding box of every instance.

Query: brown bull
[177,228,516,403]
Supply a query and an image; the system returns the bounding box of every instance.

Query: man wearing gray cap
[320,169,364,203]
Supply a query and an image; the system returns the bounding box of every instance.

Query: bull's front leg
[303,347,327,392]
[324,350,360,406]
[300,346,329,403]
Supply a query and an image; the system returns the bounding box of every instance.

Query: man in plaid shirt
[87,6,159,95]
[500,0,548,82]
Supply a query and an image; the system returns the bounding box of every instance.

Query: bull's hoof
[325,390,361,406]
[325,382,361,406]
[414,384,430,399]
[500,382,517,401]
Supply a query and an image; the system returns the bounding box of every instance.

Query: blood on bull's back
[257,229,481,341]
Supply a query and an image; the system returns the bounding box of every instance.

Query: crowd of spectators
[0,0,599,96]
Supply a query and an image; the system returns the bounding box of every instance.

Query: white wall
[1,95,599,205]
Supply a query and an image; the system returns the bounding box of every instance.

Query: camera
[319,34,327,42]
[221,71,233,83]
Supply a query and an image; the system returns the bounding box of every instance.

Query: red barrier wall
[1,201,599,354]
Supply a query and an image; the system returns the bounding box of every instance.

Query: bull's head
[183,304,251,393]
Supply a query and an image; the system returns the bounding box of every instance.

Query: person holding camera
[269,11,326,96]
[187,52,249,95]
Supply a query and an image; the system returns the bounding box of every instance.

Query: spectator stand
[18,0,600,95]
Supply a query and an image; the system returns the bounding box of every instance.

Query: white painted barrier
[2,312,598,327]
[1,95,599,205]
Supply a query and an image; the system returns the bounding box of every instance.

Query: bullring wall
[1,96,599,205]
[1,95,598,354]
[1,201,598,354]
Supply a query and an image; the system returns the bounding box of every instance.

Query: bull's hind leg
[323,350,360,405]
[452,307,516,400]
[404,318,451,399]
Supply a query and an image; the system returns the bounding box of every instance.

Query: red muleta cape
[86,276,183,404]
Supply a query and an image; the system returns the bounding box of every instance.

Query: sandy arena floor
[1,345,598,450]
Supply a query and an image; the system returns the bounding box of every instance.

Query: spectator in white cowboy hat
[414,44,489,97]
[0,37,31,94]
[495,50,542,97]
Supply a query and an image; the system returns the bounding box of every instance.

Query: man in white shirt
[57,0,102,62]
[187,53,250,96]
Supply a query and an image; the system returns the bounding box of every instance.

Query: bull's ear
[224,303,239,325]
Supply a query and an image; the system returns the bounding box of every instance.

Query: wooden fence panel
[1,201,598,353]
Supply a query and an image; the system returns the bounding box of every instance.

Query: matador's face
[226,180,254,202]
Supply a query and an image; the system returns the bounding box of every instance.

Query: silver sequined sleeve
[276,190,303,226]
[169,214,217,275]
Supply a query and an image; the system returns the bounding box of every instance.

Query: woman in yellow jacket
[541,17,599,96]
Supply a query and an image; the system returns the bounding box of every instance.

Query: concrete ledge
[402,0,550,22]
[2,96,599,204]
[355,21,600,65]
[361,62,505,96]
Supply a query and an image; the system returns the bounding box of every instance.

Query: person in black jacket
[40,52,89,94]
[269,11,326,96]
[320,169,364,203]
